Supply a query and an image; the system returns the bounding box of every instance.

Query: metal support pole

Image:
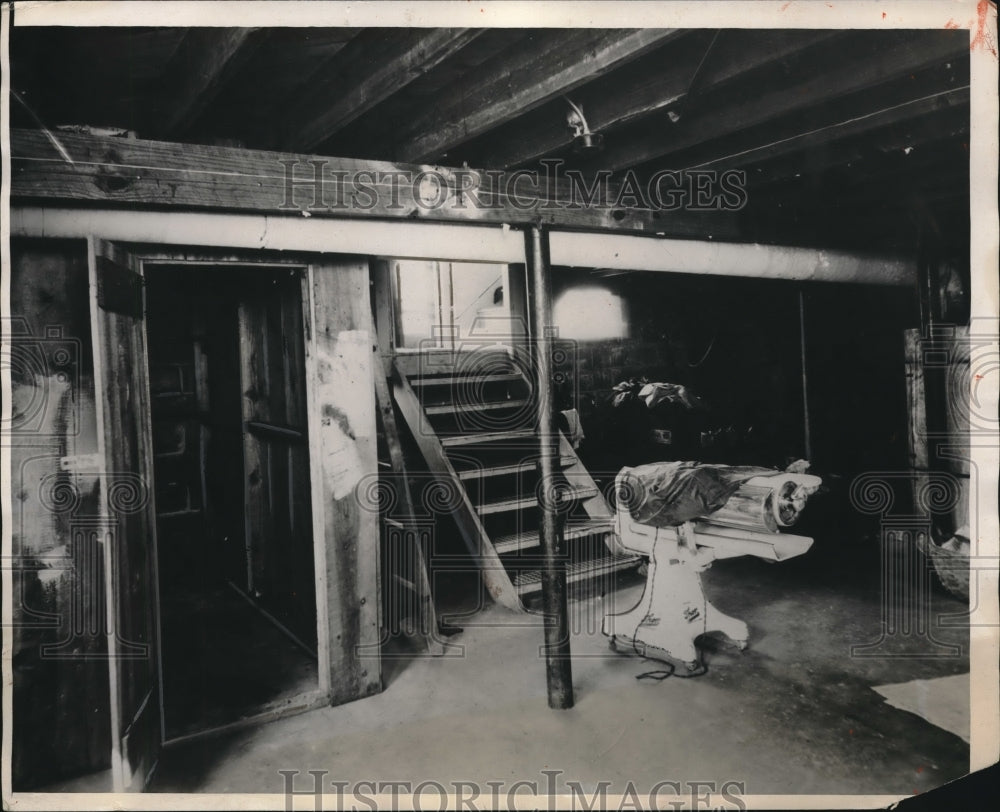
[798,290,813,461]
[527,224,574,710]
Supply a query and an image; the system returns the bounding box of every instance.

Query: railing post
[527,224,574,709]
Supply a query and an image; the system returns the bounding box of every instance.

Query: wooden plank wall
[305,259,382,703]
[8,239,112,789]
[146,280,211,585]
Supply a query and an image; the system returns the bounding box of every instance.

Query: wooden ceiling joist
[477,29,841,169]
[157,28,261,138]
[387,28,684,163]
[598,30,969,173]
[282,29,483,153]
[685,85,969,181]
[7,26,970,255]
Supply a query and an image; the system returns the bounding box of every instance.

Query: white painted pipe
[549,230,916,285]
[10,206,527,264]
[12,207,915,285]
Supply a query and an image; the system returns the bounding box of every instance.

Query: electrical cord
[636,667,675,681]
[687,329,718,368]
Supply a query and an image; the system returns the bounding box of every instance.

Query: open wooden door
[236,271,317,650]
[87,239,162,791]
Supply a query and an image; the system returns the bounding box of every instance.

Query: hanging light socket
[565,97,604,154]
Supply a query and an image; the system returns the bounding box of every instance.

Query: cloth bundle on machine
[620,461,787,527]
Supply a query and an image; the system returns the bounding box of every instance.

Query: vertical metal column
[798,290,813,461]
[527,225,574,710]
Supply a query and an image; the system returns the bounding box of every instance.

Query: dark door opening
[145,264,319,741]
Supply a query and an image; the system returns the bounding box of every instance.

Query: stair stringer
[390,362,524,612]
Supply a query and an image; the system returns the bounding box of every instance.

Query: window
[553,286,628,340]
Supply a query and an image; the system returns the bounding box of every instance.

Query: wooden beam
[9,128,741,237]
[255,28,363,103]
[371,259,396,374]
[283,29,483,153]
[548,231,916,285]
[478,30,840,169]
[306,259,382,705]
[157,28,261,138]
[598,30,969,172]
[740,89,969,189]
[389,28,683,163]
[670,64,968,173]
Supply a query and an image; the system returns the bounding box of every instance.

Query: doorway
[144,263,319,741]
[390,259,521,350]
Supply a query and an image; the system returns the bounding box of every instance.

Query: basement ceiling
[9,26,970,253]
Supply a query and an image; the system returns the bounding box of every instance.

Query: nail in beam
[527,224,574,710]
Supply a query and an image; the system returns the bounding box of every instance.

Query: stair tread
[411,372,522,386]
[493,518,615,554]
[455,455,577,480]
[476,485,599,515]
[513,552,642,593]
[425,398,530,416]
[440,429,536,447]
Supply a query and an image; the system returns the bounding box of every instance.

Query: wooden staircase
[392,348,640,611]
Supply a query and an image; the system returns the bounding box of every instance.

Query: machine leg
[602,558,658,644]
[704,600,749,650]
[603,546,706,672]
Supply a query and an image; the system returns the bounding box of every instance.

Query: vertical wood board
[306,260,382,704]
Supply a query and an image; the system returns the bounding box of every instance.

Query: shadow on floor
[159,583,318,740]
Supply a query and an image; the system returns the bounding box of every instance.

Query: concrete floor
[150,536,970,800]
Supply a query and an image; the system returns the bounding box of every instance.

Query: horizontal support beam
[548,231,916,285]
[11,207,527,264]
[9,128,739,237]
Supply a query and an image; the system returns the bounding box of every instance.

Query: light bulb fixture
[565,97,603,154]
